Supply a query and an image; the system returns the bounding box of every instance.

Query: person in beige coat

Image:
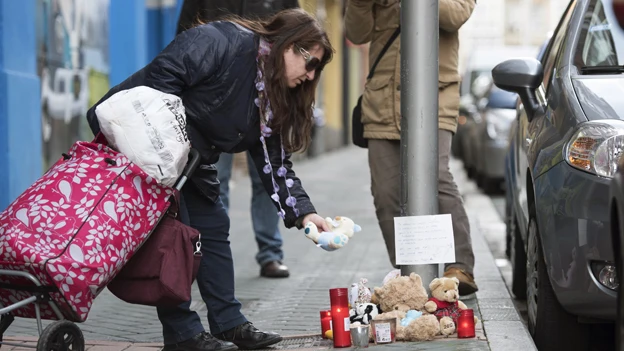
[345,0,478,295]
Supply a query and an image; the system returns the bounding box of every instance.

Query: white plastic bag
[95,86,190,187]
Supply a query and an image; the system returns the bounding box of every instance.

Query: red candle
[320,310,332,338]
[329,288,351,348]
[457,309,476,338]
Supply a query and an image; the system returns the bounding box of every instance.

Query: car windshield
[486,89,517,109]
[575,0,624,69]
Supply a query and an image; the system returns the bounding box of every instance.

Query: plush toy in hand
[424,277,476,336]
[304,216,361,251]
[325,216,362,237]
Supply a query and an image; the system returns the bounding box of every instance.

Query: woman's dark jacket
[85,22,315,228]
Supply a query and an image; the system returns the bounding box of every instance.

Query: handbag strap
[167,191,182,218]
[367,26,401,80]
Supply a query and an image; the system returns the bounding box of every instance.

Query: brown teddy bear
[424,277,475,336]
[372,272,429,312]
[368,273,440,341]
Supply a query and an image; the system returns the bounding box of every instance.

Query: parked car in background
[455,46,538,179]
[473,87,518,193]
[494,0,624,349]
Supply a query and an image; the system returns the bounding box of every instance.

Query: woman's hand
[302,213,331,232]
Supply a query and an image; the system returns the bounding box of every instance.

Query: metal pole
[399,0,439,288]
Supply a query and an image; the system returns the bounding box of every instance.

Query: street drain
[250,334,332,350]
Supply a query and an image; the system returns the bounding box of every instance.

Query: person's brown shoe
[444,267,479,295]
[260,261,289,278]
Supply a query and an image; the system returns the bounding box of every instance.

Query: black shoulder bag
[352,27,401,148]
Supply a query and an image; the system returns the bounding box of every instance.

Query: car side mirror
[492,58,544,122]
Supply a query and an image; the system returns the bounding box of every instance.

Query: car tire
[505,203,512,259]
[476,173,484,188]
[466,166,475,179]
[482,177,500,195]
[509,215,526,299]
[526,217,589,350]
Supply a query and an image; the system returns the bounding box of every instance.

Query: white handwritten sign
[394,214,455,265]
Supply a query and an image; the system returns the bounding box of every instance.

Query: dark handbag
[107,149,202,307]
[107,193,202,306]
[352,27,401,148]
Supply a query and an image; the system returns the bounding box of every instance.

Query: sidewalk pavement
[2,146,536,350]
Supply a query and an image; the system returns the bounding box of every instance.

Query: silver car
[474,87,518,193]
[494,0,624,349]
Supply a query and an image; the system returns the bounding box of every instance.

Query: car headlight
[565,122,624,178]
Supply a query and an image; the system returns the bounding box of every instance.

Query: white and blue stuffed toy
[304,216,362,251]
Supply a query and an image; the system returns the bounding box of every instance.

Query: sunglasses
[295,45,321,72]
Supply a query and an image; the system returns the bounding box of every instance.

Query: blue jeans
[215,152,284,266]
[157,185,247,344]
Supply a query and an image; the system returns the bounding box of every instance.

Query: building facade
[0,0,359,209]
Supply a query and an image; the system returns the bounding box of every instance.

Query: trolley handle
[174,149,201,191]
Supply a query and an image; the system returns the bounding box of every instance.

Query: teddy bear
[372,272,429,313]
[370,304,440,341]
[424,277,476,336]
[368,272,440,341]
[303,216,361,251]
[326,216,361,237]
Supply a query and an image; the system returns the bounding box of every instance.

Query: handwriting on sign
[393,214,455,265]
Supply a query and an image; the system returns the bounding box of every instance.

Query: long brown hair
[198,9,333,152]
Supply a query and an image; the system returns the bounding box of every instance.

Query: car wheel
[510,215,526,299]
[476,173,484,188]
[526,217,589,350]
[467,167,476,179]
[482,177,500,195]
[505,202,512,259]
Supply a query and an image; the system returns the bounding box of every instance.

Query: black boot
[216,322,282,350]
[163,332,238,351]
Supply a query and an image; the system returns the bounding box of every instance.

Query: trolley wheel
[0,313,15,349]
[36,320,84,351]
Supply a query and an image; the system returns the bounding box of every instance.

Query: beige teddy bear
[424,277,476,336]
[368,273,440,341]
[372,272,429,313]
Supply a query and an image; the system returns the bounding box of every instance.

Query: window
[541,1,577,88]
[575,0,624,68]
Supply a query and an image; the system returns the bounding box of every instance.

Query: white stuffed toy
[304,216,361,251]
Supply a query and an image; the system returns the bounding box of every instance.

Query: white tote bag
[95,86,191,187]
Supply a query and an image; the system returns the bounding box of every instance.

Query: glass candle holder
[320,310,332,339]
[329,288,351,348]
[371,318,396,344]
[457,309,476,338]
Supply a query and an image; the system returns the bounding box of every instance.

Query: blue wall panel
[0,0,42,210]
[109,0,147,86]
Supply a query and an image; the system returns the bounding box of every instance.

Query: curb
[450,158,537,351]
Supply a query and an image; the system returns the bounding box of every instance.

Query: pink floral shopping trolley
[0,138,199,351]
